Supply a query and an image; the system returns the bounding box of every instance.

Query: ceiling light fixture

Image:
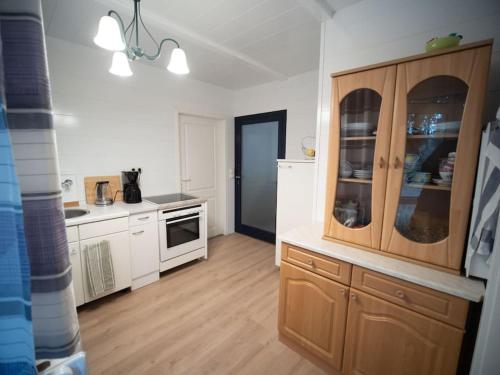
[94,0,189,77]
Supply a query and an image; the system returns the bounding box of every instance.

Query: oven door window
[166,215,200,248]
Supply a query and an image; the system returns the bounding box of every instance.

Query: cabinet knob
[393,156,402,169]
[378,156,385,169]
[307,259,314,266]
[350,293,357,300]
[395,290,405,299]
[340,289,346,296]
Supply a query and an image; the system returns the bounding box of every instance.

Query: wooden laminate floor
[78,233,328,375]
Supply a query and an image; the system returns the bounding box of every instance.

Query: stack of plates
[341,122,375,136]
[353,169,373,179]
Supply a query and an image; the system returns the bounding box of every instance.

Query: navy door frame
[234,110,286,243]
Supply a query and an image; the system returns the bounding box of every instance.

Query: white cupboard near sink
[129,211,159,290]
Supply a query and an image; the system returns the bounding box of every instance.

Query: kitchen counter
[65,201,158,226]
[279,223,485,302]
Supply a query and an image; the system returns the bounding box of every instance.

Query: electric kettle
[95,181,114,206]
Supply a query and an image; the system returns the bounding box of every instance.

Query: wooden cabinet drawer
[351,266,468,328]
[282,243,351,286]
[129,211,157,227]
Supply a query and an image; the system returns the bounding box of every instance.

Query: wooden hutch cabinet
[278,243,471,375]
[324,40,492,271]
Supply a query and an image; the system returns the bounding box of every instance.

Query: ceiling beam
[95,0,288,81]
[296,0,335,22]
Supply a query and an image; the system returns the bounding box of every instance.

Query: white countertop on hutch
[279,223,485,302]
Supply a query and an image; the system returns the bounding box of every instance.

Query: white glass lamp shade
[167,48,189,75]
[94,16,126,51]
[109,52,133,77]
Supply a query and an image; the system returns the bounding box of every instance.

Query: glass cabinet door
[381,46,491,270]
[325,66,396,249]
[394,76,467,244]
[334,89,381,229]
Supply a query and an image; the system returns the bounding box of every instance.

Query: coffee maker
[122,168,142,203]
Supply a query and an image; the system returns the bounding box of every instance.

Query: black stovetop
[144,193,197,205]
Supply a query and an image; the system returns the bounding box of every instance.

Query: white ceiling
[42,0,360,89]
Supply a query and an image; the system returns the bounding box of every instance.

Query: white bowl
[439,171,453,181]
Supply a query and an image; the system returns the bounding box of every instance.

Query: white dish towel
[468,120,500,270]
[83,240,115,297]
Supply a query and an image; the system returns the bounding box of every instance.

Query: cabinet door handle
[350,293,357,300]
[340,289,346,296]
[378,156,385,169]
[395,290,405,299]
[278,165,292,169]
[138,216,150,221]
[307,259,314,267]
[132,230,144,235]
[393,156,402,169]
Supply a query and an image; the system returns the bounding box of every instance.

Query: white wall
[233,70,319,159]
[314,0,500,221]
[47,37,234,229]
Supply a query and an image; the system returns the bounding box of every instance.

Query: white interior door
[179,114,223,238]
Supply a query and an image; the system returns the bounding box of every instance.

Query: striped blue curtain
[0,71,36,375]
[0,0,80,364]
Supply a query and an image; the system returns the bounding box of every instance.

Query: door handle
[378,156,385,169]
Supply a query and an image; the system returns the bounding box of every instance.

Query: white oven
[158,205,205,262]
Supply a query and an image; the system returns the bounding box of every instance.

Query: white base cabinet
[129,211,159,290]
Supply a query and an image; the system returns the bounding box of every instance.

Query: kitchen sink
[64,208,90,219]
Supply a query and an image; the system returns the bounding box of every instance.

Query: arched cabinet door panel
[381,45,492,270]
[278,262,349,370]
[343,290,463,375]
[324,66,396,249]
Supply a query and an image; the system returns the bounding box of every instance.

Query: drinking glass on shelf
[407,113,416,135]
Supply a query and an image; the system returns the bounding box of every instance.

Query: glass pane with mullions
[334,88,381,228]
[395,76,468,243]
